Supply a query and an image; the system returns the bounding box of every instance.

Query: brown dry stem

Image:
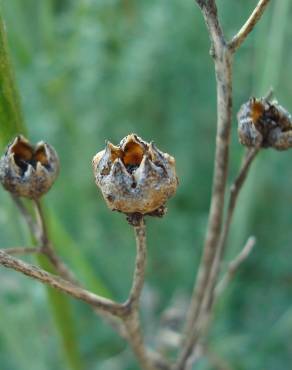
[215,236,256,297]
[33,199,77,283]
[175,0,270,368]
[3,246,42,255]
[1,198,159,370]
[0,249,126,316]
[123,218,158,370]
[0,1,271,369]
[127,218,147,309]
[202,146,260,311]
[229,0,271,53]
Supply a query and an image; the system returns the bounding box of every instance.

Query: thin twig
[177,1,232,367]
[11,195,76,283]
[176,148,259,369]
[11,195,38,236]
[175,237,255,370]
[123,217,156,370]
[124,312,155,370]
[127,218,147,309]
[204,146,260,306]
[215,236,256,297]
[176,0,269,367]
[33,199,77,283]
[229,0,271,53]
[0,249,127,317]
[193,236,256,352]
[184,343,234,370]
[3,246,42,255]
[10,195,127,332]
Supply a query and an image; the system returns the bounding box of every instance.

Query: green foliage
[0,12,26,147]
[0,1,292,370]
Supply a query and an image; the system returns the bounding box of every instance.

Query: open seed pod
[0,135,59,199]
[237,97,292,150]
[92,134,178,216]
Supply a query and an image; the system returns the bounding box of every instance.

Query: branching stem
[0,249,126,316]
[229,0,271,53]
[175,0,270,368]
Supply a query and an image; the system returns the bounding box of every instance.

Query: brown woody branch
[176,0,270,368]
[123,218,157,370]
[1,1,271,369]
[0,249,126,316]
[3,246,42,255]
[202,146,260,310]
[5,197,158,370]
[33,199,77,283]
[215,236,256,297]
[127,218,147,309]
[177,0,232,367]
[229,0,271,53]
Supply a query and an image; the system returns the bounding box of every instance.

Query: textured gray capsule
[92,134,178,215]
[237,97,292,150]
[0,136,59,199]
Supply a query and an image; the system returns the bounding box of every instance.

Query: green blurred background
[0,1,292,369]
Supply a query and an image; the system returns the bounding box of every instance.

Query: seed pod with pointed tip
[0,136,59,199]
[92,134,178,215]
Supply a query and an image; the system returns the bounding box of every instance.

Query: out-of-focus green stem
[0,13,26,148]
[0,10,83,370]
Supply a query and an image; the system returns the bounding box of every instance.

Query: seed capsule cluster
[237,97,292,150]
[92,134,178,216]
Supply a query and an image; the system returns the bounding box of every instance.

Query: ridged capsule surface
[0,136,59,199]
[237,97,292,150]
[92,134,178,215]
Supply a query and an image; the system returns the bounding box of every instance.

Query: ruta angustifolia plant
[1,0,291,369]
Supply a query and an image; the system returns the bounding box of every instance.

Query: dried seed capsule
[92,134,178,216]
[237,97,292,150]
[0,136,59,199]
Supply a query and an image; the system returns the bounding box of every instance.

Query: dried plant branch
[175,237,255,369]
[0,1,272,369]
[124,312,156,370]
[2,246,42,255]
[177,1,232,367]
[201,146,260,308]
[184,343,234,370]
[33,199,77,283]
[175,0,270,368]
[215,147,259,262]
[123,218,157,370]
[11,195,38,235]
[229,0,271,53]
[0,249,127,316]
[127,218,147,309]
[176,147,259,370]
[11,195,75,283]
[10,194,157,369]
[11,195,128,334]
[215,236,256,297]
